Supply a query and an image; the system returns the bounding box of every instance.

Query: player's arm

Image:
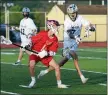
[29,19,38,35]
[11,20,22,31]
[47,39,58,56]
[38,39,58,58]
[81,16,96,37]
[11,26,20,31]
[88,24,95,31]
[66,28,81,44]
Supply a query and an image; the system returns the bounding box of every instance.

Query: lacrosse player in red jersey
[37,4,95,84]
[13,7,37,65]
[25,20,68,88]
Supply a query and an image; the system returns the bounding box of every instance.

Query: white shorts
[63,39,78,59]
[20,34,31,51]
[21,39,31,51]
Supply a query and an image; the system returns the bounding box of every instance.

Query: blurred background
[0,0,107,43]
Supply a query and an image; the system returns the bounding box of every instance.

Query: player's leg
[14,48,24,65]
[68,40,88,83]
[28,54,39,88]
[58,57,69,67]
[49,59,68,88]
[37,66,54,79]
[28,60,36,88]
[70,51,88,84]
[37,57,69,79]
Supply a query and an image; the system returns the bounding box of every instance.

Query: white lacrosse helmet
[47,20,60,33]
[67,4,78,21]
[22,7,30,13]
[22,7,30,17]
[67,4,78,14]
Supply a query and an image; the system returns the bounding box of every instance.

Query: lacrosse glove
[75,36,81,44]
[38,50,48,58]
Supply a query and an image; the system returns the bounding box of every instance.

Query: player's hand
[85,31,91,38]
[75,36,81,44]
[25,44,32,50]
[11,26,16,31]
[27,33,32,39]
[89,24,96,32]
[38,50,48,58]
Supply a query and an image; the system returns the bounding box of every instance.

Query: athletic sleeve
[64,18,72,32]
[19,19,23,31]
[28,19,37,31]
[31,33,42,44]
[80,16,90,27]
[64,17,73,39]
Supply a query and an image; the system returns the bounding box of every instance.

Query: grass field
[1,47,107,95]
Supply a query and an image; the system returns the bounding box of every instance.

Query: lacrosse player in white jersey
[37,4,95,84]
[13,7,37,65]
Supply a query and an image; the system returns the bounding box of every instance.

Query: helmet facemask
[23,12,29,18]
[68,12,77,21]
[47,20,60,34]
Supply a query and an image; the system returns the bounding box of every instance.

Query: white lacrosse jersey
[64,15,90,40]
[19,17,37,46]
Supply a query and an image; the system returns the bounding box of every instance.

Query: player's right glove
[75,35,81,44]
[37,50,48,58]
[25,44,32,50]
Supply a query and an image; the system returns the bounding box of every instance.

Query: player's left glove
[89,26,96,32]
[38,50,48,58]
[75,36,81,44]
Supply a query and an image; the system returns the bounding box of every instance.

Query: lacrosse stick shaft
[12,43,38,54]
[0,36,38,54]
[70,35,87,48]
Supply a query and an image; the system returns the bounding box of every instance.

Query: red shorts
[29,54,53,66]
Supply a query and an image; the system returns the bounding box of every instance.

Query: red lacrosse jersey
[31,30,58,53]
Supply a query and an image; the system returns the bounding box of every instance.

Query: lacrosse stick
[0,36,38,54]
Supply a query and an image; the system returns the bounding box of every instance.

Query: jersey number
[21,28,25,35]
[71,29,76,34]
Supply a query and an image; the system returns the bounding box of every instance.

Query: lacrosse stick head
[0,36,12,45]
